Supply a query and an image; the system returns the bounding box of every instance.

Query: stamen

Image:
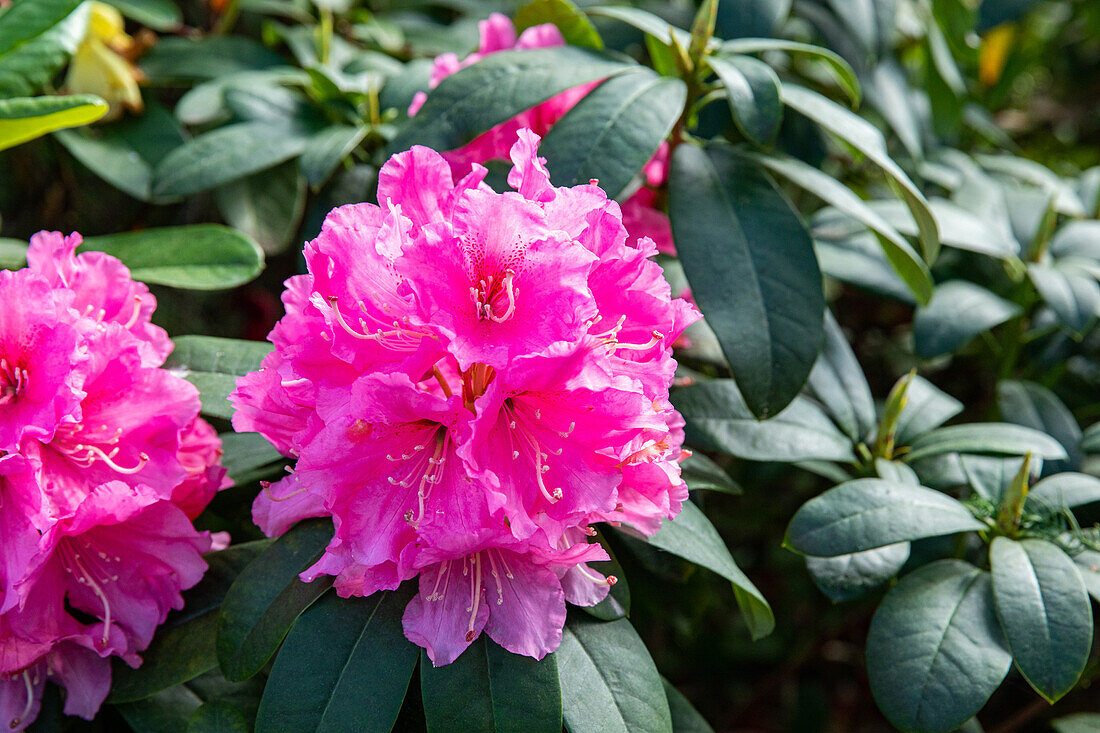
[262,480,309,502]
[80,445,148,474]
[123,295,143,329]
[612,330,664,352]
[466,554,482,641]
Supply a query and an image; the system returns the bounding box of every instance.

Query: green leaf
[744,152,932,304]
[389,46,631,155]
[786,478,984,556]
[708,55,781,146]
[673,379,855,463]
[220,432,284,484]
[557,616,672,733]
[217,518,335,682]
[101,0,181,29]
[640,500,773,638]
[669,143,823,418]
[997,379,1082,471]
[109,613,219,703]
[679,452,740,495]
[584,6,692,50]
[81,225,264,290]
[960,455,1033,502]
[299,125,367,189]
[188,701,249,733]
[780,84,940,262]
[1083,423,1100,455]
[515,0,603,49]
[115,686,204,733]
[806,310,876,443]
[813,229,916,303]
[54,102,186,202]
[174,68,309,126]
[257,588,418,733]
[904,423,1069,463]
[140,37,286,82]
[976,154,1085,217]
[866,561,1010,733]
[421,638,561,733]
[989,538,1093,703]
[0,0,87,96]
[153,122,312,198]
[913,280,1022,359]
[0,94,106,151]
[805,542,910,603]
[215,159,306,255]
[719,38,858,105]
[875,457,920,486]
[539,68,685,200]
[662,678,713,733]
[162,336,272,420]
[1027,262,1100,337]
[1030,473,1100,509]
[866,198,1020,260]
[894,375,963,446]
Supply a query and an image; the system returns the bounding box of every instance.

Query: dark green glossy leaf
[1029,473,1100,509]
[101,0,181,29]
[166,336,273,376]
[109,613,218,703]
[894,376,963,446]
[662,678,713,733]
[780,84,939,261]
[557,616,672,733]
[746,153,932,304]
[188,701,248,733]
[913,281,1021,359]
[866,561,1010,733]
[806,310,876,443]
[997,379,1082,471]
[679,452,740,495]
[114,686,204,733]
[140,37,285,82]
[584,6,691,49]
[719,38,858,105]
[389,47,631,155]
[583,530,630,621]
[642,500,773,638]
[786,478,984,557]
[904,423,1068,463]
[217,519,334,682]
[669,143,823,418]
[219,432,284,484]
[806,542,910,603]
[81,225,264,290]
[215,159,307,255]
[990,538,1093,702]
[421,638,561,733]
[257,588,417,732]
[1072,549,1100,604]
[674,379,854,463]
[153,122,311,198]
[1027,262,1100,337]
[539,68,684,200]
[0,94,105,151]
[708,54,781,145]
[300,125,367,189]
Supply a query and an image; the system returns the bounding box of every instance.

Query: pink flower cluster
[232,130,698,665]
[409,13,676,255]
[0,233,228,730]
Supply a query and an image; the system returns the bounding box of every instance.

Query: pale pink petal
[483,550,565,659]
[403,560,490,666]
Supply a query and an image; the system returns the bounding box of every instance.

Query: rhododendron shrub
[231,128,698,664]
[0,234,228,731]
[408,13,676,255]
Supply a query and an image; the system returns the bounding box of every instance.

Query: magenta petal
[0,662,45,732]
[483,550,565,660]
[403,560,490,666]
[47,643,110,720]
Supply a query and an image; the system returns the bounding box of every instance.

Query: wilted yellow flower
[64,2,144,121]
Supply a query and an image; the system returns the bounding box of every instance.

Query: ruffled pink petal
[482,549,565,659]
[403,559,490,666]
[47,642,110,720]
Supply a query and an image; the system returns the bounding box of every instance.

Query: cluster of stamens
[471,270,519,323]
[53,424,148,474]
[57,538,121,647]
[0,358,28,406]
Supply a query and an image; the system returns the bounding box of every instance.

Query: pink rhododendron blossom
[0,235,227,731]
[232,129,699,666]
[407,15,677,254]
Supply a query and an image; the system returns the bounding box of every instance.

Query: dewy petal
[482,549,565,660]
[403,559,490,666]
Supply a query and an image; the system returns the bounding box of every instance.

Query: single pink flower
[232,130,697,665]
